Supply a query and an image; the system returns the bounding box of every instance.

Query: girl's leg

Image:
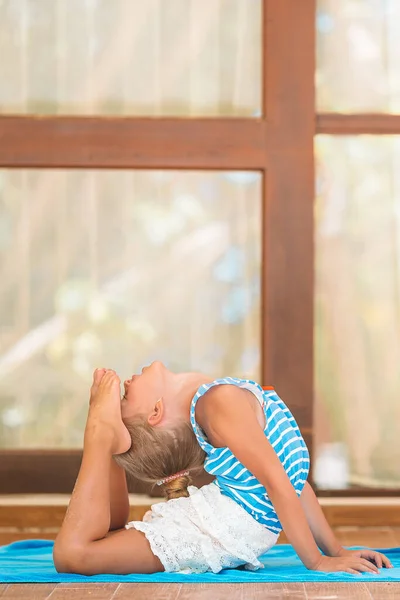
[56,527,164,575]
[53,370,164,575]
[93,369,130,532]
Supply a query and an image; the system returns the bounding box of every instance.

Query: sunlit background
[0,0,399,490]
[0,169,261,446]
[0,0,261,116]
[314,1,400,489]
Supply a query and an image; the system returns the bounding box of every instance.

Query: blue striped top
[189,377,310,534]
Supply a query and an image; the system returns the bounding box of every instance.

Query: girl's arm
[299,481,342,556]
[200,387,380,575]
[300,480,393,569]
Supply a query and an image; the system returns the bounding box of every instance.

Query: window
[1,169,261,448]
[317,0,400,113]
[0,0,314,494]
[0,0,261,116]
[315,2,400,492]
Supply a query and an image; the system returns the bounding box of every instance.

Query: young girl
[54,362,393,576]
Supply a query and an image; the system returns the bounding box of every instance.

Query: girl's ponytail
[163,473,192,500]
[114,418,205,501]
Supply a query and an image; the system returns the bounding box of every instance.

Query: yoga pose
[54,363,393,575]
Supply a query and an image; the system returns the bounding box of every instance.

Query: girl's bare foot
[86,370,131,455]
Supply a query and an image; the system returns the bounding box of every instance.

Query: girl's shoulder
[191,376,274,412]
[192,376,266,399]
[191,377,253,415]
[192,378,267,449]
[192,377,244,411]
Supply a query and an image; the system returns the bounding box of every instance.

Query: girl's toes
[93,368,106,384]
[91,368,106,395]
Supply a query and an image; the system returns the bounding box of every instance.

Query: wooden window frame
[1,0,396,496]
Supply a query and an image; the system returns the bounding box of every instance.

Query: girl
[54,363,393,575]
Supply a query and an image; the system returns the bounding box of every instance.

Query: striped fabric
[189,377,310,534]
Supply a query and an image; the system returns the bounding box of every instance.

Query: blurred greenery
[315,136,400,487]
[317,0,400,113]
[0,170,261,447]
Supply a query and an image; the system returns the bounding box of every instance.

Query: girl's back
[190,377,310,534]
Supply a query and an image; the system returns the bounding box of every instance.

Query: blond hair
[114,417,206,501]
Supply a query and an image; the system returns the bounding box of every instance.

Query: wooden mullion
[262,0,315,437]
[0,116,268,170]
[317,113,400,135]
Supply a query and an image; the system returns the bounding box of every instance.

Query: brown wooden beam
[0,498,153,529]
[0,450,213,495]
[316,489,400,498]
[1,449,399,496]
[1,497,400,536]
[0,428,310,496]
[262,0,315,437]
[0,116,268,170]
[316,113,400,135]
[0,450,84,495]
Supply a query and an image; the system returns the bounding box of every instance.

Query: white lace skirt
[126,482,278,574]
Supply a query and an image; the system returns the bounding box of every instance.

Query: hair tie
[156,470,190,486]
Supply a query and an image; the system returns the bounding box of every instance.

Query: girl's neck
[167,372,213,422]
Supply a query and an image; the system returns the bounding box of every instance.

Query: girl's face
[121,361,170,420]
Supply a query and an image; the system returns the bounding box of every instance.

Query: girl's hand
[313,553,383,575]
[336,548,393,569]
[85,369,131,455]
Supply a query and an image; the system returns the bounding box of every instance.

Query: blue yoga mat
[1,540,399,583]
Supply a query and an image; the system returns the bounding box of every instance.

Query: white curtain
[315,135,400,488]
[0,0,261,116]
[0,169,261,447]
